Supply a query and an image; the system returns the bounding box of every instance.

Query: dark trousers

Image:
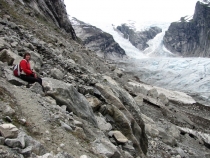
[20,74,42,85]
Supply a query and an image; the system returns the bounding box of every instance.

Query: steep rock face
[71,18,126,59]
[117,24,162,51]
[26,0,77,40]
[163,1,210,57]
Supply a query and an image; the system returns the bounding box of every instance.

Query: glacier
[98,21,210,106]
[118,57,210,105]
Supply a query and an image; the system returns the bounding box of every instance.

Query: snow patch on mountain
[199,0,210,4]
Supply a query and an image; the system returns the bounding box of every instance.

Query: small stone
[45,137,50,141]
[57,147,61,152]
[19,119,26,125]
[60,143,65,148]
[80,155,88,158]
[45,130,50,134]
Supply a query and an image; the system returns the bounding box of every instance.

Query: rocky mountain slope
[70,17,126,59]
[163,1,210,57]
[116,24,162,51]
[0,0,210,158]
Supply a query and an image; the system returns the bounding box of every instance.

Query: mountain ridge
[163,1,210,57]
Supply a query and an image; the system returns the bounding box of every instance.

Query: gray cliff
[163,1,210,57]
[26,0,77,40]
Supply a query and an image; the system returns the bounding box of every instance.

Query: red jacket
[20,59,33,76]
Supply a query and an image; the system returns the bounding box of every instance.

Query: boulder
[66,58,75,64]
[0,38,10,51]
[50,68,64,80]
[134,95,144,106]
[86,96,102,111]
[0,49,14,65]
[96,115,112,131]
[0,49,22,65]
[74,127,86,139]
[24,134,46,155]
[92,138,120,158]
[1,103,15,116]
[167,125,180,139]
[0,124,19,138]
[11,41,18,47]
[114,69,123,78]
[4,132,26,148]
[30,82,44,95]
[60,121,73,132]
[24,42,35,50]
[158,127,177,147]
[148,88,158,99]
[43,77,97,127]
[139,86,148,95]
[4,67,28,86]
[123,143,135,157]
[108,131,128,143]
[141,114,159,138]
[145,124,159,138]
[78,85,94,95]
[73,120,83,128]
[30,51,43,71]
[158,93,169,106]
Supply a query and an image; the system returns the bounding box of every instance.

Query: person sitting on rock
[19,52,43,87]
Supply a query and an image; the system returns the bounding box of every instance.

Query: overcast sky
[64,0,199,25]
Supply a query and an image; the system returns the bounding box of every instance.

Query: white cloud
[64,0,198,25]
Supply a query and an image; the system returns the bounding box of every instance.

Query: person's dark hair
[23,52,31,59]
